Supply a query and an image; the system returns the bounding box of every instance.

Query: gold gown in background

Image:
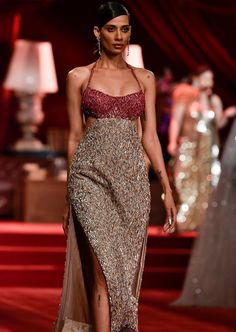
[169,84,221,231]
[173,117,236,307]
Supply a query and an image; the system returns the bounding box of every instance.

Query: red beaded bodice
[81,63,145,120]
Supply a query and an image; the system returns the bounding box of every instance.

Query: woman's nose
[115,29,122,40]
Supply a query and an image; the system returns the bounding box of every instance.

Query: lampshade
[3,39,58,93]
[124,44,144,68]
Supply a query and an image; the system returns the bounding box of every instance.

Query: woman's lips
[113,44,124,49]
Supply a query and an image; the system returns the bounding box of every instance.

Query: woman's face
[198,70,214,90]
[94,15,131,55]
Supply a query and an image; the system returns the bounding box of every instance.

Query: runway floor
[1,287,236,332]
[0,222,235,331]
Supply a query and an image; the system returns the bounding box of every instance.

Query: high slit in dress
[53,64,151,332]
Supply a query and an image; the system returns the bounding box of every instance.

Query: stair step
[0,265,186,289]
[146,248,191,267]
[0,232,66,247]
[147,226,196,250]
[0,246,66,265]
[0,246,191,268]
[0,222,66,247]
[142,266,186,289]
[147,233,196,249]
[1,232,194,249]
[0,223,194,289]
[0,264,64,287]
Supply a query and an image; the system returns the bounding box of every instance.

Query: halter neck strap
[85,60,142,91]
[85,62,97,89]
[126,63,142,90]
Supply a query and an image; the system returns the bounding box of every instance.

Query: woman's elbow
[142,132,157,149]
[69,130,83,144]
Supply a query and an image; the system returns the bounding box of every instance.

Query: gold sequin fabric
[173,118,236,308]
[170,109,221,231]
[65,118,150,331]
[63,319,91,332]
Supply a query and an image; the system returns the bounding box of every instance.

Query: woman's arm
[62,66,88,234]
[211,94,228,128]
[167,84,189,156]
[167,102,186,156]
[66,67,88,166]
[168,100,186,156]
[140,70,176,227]
[211,94,236,128]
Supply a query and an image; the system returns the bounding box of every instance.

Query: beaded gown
[169,83,221,231]
[53,64,151,332]
[173,118,236,307]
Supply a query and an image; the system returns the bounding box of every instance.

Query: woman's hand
[224,105,236,119]
[62,204,70,236]
[167,141,178,156]
[163,190,177,233]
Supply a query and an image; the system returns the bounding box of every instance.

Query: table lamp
[3,39,58,151]
[124,44,144,68]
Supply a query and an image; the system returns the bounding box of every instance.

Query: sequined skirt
[170,134,220,231]
[53,118,151,332]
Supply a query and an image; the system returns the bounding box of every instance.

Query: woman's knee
[93,269,107,291]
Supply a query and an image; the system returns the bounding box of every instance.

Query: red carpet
[0,222,236,331]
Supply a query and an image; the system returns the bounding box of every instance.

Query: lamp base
[12,138,48,152]
[13,92,47,152]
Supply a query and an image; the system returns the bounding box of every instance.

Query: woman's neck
[96,54,128,70]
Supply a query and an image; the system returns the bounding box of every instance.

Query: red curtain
[125,0,236,104]
[1,0,236,151]
[0,14,21,151]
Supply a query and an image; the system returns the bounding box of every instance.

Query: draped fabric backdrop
[125,0,236,104]
[0,0,236,151]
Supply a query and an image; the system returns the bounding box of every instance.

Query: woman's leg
[90,248,110,332]
[73,208,110,332]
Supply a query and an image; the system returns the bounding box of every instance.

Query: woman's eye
[107,27,115,32]
[106,26,130,33]
[121,26,130,33]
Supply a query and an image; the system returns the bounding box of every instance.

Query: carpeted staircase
[144,227,196,289]
[2,223,236,332]
[0,222,197,289]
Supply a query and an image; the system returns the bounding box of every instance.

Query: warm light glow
[3,39,58,93]
[124,44,144,68]
[2,39,58,151]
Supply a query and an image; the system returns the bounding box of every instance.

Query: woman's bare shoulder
[67,63,96,85]
[132,67,155,89]
[211,93,222,104]
[132,67,154,78]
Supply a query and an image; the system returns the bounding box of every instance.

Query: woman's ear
[129,25,132,37]
[93,26,100,40]
[192,76,199,88]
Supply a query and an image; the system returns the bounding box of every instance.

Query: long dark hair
[95,2,130,29]
[191,64,212,78]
